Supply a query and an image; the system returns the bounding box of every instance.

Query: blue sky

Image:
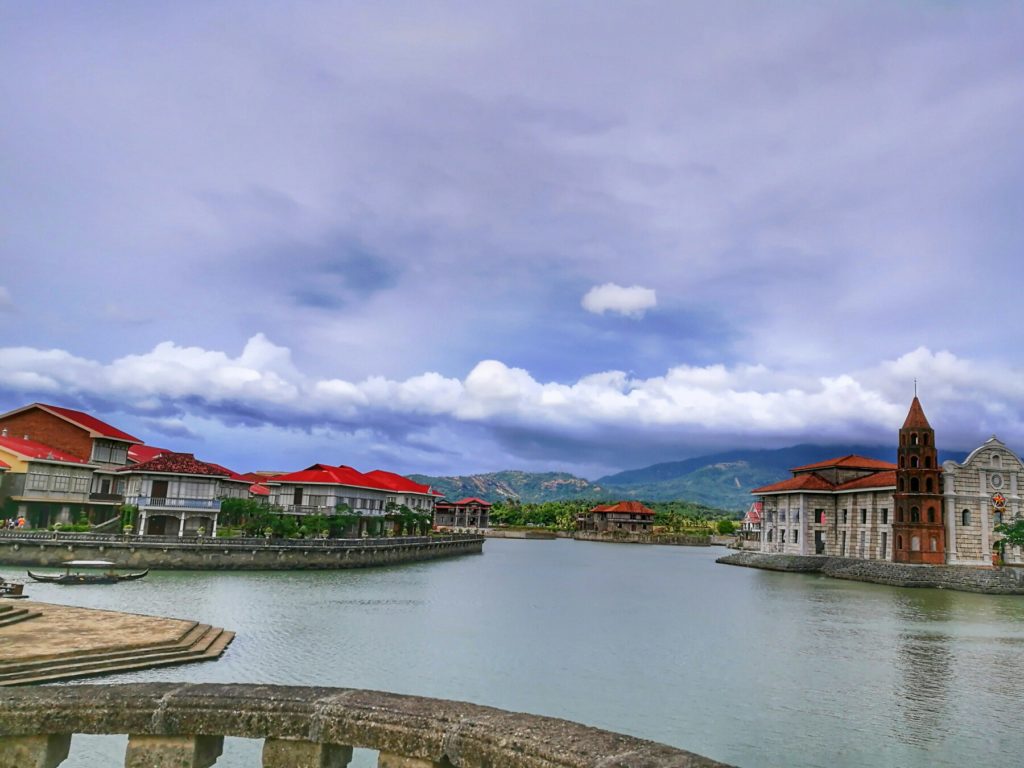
[2,2,1024,478]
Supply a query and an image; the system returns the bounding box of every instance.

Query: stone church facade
[755,398,1023,566]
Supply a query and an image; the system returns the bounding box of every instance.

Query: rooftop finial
[914,378,918,397]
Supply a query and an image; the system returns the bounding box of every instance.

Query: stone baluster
[262,738,352,767]
[0,734,71,768]
[124,734,224,768]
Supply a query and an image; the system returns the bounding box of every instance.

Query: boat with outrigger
[27,560,148,585]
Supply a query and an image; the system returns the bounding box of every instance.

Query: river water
[21,539,1024,767]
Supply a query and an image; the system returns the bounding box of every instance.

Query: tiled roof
[834,470,897,491]
[589,500,654,515]
[902,396,932,430]
[249,483,270,496]
[128,444,171,464]
[118,452,229,477]
[752,473,835,494]
[0,435,91,465]
[270,464,384,490]
[364,470,433,495]
[437,497,493,508]
[29,403,141,443]
[790,455,897,472]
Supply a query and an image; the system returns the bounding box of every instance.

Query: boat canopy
[61,560,118,568]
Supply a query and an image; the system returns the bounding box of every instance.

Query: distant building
[578,501,655,533]
[433,498,491,530]
[755,397,1024,565]
[741,501,762,536]
[0,434,97,527]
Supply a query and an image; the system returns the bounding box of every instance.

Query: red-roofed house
[433,497,491,530]
[0,433,101,528]
[364,470,438,516]
[754,452,897,559]
[578,500,654,533]
[266,464,391,520]
[128,444,172,464]
[117,452,246,536]
[742,501,762,534]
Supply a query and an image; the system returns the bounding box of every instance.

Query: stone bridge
[0,683,730,767]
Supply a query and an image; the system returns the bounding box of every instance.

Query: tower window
[900,456,906,468]
[923,434,930,446]
[930,536,937,552]
[911,535,921,551]
[925,456,932,468]
[897,535,903,550]
[927,507,935,523]
[911,507,920,523]
[911,433,919,445]
[962,510,971,526]
[926,478,934,492]
[899,478,905,491]
[911,456,919,468]
[911,478,920,492]
[897,507,904,522]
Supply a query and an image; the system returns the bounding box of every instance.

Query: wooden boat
[0,580,25,598]
[27,560,148,585]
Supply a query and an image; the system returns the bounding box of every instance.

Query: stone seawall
[0,534,483,571]
[573,532,711,546]
[717,551,1024,594]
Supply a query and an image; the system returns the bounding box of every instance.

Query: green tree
[716,519,737,535]
[995,518,1024,557]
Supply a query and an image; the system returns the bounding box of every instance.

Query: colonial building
[755,397,1024,565]
[0,434,98,528]
[577,501,655,533]
[118,452,248,537]
[363,470,439,515]
[267,464,391,518]
[433,498,491,530]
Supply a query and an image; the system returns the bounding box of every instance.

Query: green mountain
[411,444,968,510]
[407,471,611,503]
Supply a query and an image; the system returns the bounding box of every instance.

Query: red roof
[902,396,932,430]
[0,458,9,470]
[118,452,229,477]
[270,464,384,490]
[249,483,270,496]
[9,403,142,444]
[835,470,897,491]
[0,434,91,465]
[743,501,762,524]
[129,444,171,464]
[589,500,654,515]
[436,497,493,508]
[364,470,433,495]
[752,473,836,494]
[790,455,897,473]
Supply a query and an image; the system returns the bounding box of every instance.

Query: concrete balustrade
[0,683,730,768]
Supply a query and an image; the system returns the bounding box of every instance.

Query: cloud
[581,283,657,318]
[0,335,1019,476]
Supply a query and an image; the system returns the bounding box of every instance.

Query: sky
[2,1,1024,479]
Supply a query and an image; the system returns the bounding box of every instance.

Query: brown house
[578,501,655,533]
[433,498,491,530]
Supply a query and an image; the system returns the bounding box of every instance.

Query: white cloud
[581,283,657,318]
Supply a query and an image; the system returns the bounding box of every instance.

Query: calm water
[20,539,1024,767]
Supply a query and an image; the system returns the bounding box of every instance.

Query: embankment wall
[717,551,1024,594]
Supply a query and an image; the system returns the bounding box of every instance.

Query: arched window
[911,507,920,523]
[898,478,905,491]
[925,456,932,468]
[897,535,903,550]
[992,454,1002,467]
[930,536,938,552]
[927,508,935,523]
[923,434,930,446]
[911,456,919,468]
[911,535,921,551]
[962,509,971,526]
[912,433,919,445]
[897,507,904,522]
[911,478,920,492]
[926,477,934,492]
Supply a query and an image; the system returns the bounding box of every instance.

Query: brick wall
[0,410,92,460]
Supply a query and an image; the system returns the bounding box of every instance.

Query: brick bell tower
[893,396,945,564]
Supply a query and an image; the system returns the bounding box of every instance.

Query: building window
[897,535,903,550]
[897,507,903,522]
[930,536,938,552]
[923,434,930,446]
[881,531,888,557]
[911,535,920,551]
[927,507,936,523]
[911,507,920,523]
[898,478,905,491]
[911,478,920,492]
[814,508,824,524]
[842,510,848,524]
[767,530,773,542]
[992,454,1002,467]
[861,509,867,525]
[911,456,919,468]
[881,509,889,524]
[780,511,786,522]
[793,510,800,522]
[962,510,971,526]
[925,457,932,469]
[793,530,799,543]
[926,477,934,492]
[994,511,1003,525]
[900,456,905,468]
[781,530,786,544]
[912,433,919,445]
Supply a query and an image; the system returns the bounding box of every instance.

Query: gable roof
[117,452,229,478]
[0,434,92,465]
[589,500,654,515]
[834,470,897,492]
[790,455,897,473]
[364,470,433,495]
[0,403,142,444]
[743,501,762,524]
[269,464,384,491]
[437,497,493,508]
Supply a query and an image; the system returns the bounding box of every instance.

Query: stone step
[0,623,211,675]
[0,627,234,686]
[0,609,40,628]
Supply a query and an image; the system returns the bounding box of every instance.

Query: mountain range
[410,444,968,511]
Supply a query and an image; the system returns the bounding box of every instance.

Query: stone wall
[0,534,483,571]
[0,682,731,768]
[717,551,1024,594]
[573,532,710,546]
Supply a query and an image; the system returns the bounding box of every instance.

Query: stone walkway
[0,599,233,685]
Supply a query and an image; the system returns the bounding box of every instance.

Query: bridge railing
[0,683,729,768]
